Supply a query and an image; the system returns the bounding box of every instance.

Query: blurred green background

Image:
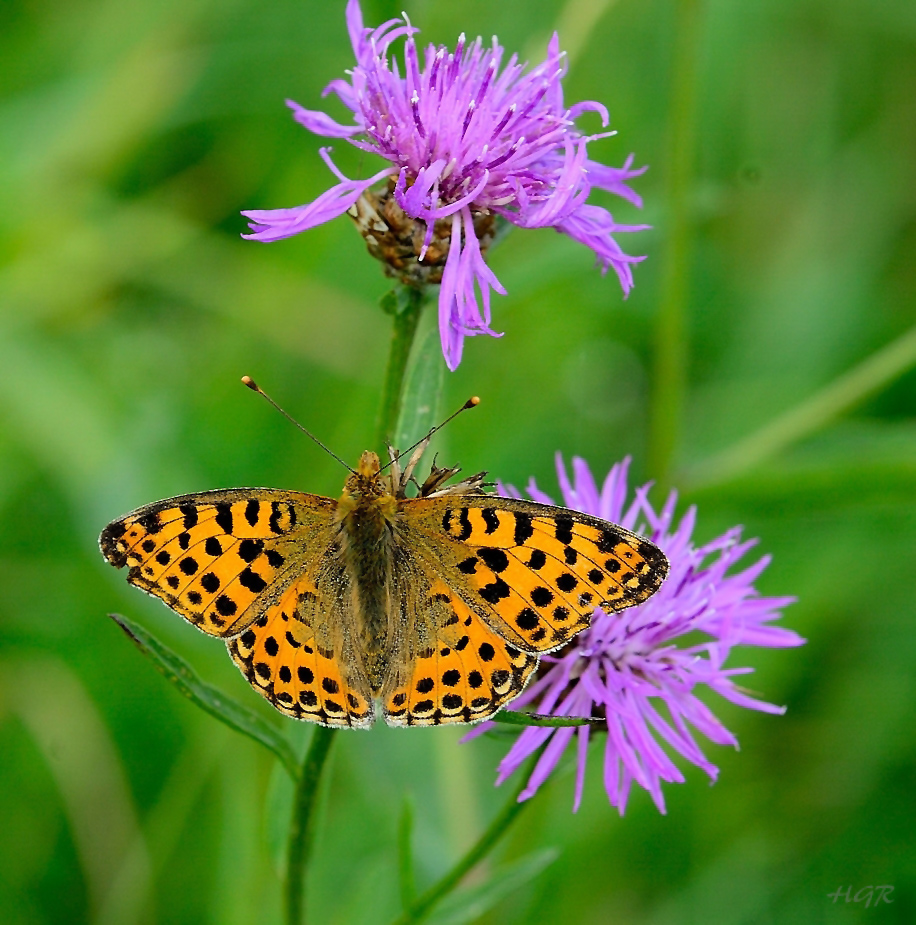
[2,0,915,922]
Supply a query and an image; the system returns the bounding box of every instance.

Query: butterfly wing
[100,488,375,727]
[406,494,669,655]
[227,554,375,728]
[381,555,538,727]
[100,489,333,636]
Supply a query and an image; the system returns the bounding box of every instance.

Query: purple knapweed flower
[466,455,804,814]
[242,0,648,369]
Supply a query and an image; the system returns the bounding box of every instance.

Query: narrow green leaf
[398,795,418,910]
[109,613,298,778]
[492,710,601,727]
[428,848,559,925]
[395,302,445,450]
[265,757,296,875]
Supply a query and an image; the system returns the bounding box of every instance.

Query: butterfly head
[341,451,393,502]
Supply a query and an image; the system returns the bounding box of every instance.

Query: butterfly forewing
[99,489,335,637]
[406,495,668,655]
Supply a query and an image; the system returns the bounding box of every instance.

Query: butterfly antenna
[241,376,356,474]
[379,396,480,473]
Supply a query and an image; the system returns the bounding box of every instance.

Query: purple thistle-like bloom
[242,0,648,369]
[466,456,804,814]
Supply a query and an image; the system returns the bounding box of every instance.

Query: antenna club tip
[466,396,481,408]
[241,376,259,391]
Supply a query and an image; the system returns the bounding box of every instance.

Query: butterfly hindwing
[408,495,668,654]
[99,489,335,637]
[382,572,538,726]
[227,568,375,728]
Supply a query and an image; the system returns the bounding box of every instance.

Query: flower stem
[377,285,427,448]
[648,0,703,487]
[388,773,531,925]
[284,726,336,925]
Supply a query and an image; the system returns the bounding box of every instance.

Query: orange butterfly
[100,399,668,728]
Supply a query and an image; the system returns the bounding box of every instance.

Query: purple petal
[242,164,395,242]
[287,99,360,138]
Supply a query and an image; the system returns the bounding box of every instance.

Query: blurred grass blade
[685,323,916,489]
[492,710,600,727]
[398,795,418,911]
[109,614,298,778]
[428,848,559,925]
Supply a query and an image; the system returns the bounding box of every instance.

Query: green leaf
[395,304,446,450]
[428,848,559,925]
[398,795,418,910]
[265,756,296,875]
[492,710,601,728]
[109,613,299,778]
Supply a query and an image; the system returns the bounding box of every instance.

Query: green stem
[647,0,703,487]
[377,285,426,448]
[284,726,336,925]
[684,322,916,489]
[389,772,531,925]
[283,283,430,924]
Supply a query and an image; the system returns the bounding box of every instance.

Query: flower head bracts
[242,0,648,369]
[465,456,804,813]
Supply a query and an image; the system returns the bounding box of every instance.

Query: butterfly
[100,425,668,728]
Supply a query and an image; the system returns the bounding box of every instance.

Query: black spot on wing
[457,556,478,575]
[531,586,554,607]
[597,529,623,553]
[215,503,233,534]
[477,548,509,573]
[481,508,500,534]
[513,512,534,545]
[138,511,162,534]
[245,499,260,527]
[266,549,285,568]
[479,577,511,604]
[238,539,264,563]
[554,516,574,545]
[527,549,547,570]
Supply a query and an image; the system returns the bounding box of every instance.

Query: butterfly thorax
[335,451,401,691]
